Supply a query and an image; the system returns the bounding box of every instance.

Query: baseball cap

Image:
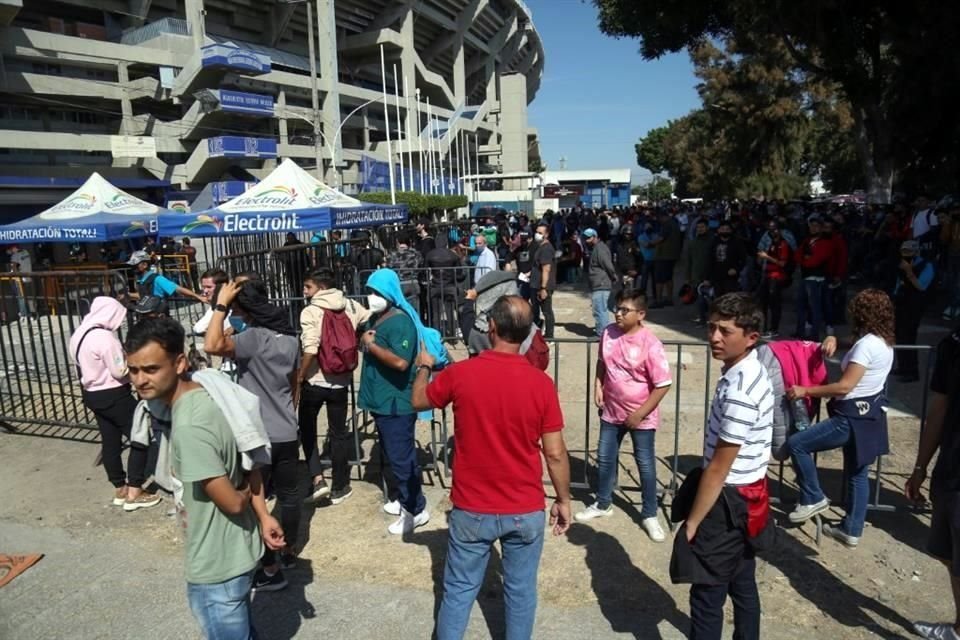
[900,240,920,253]
[582,228,598,239]
[127,250,150,266]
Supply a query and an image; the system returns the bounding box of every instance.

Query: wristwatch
[213,303,228,313]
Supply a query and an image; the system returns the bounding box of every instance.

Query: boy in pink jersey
[575,288,673,541]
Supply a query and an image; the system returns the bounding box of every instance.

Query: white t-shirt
[841,333,894,400]
[703,350,774,485]
[912,208,938,239]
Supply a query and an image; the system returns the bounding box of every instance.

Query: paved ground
[0,286,955,639]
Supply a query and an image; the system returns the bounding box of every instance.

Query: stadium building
[0,0,543,218]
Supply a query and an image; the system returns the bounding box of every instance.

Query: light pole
[279,0,322,179]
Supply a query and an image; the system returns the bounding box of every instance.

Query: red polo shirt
[426,350,564,514]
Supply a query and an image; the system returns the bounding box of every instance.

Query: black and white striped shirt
[703,350,774,485]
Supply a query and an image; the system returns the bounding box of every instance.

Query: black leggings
[261,440,301,563]
[298,384,351,490]
[757,278,784,333]
[83,386,147,488]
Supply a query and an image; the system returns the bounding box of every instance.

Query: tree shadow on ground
[252,558,316,640]
[405,521,509,640]
[766,533,915,639]
[566,524,689,639]
[559,322,596,338]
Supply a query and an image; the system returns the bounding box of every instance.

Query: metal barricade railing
[0,270,129,433]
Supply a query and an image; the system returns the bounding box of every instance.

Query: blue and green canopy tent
[0,172,164,244]
[157,159,407,237]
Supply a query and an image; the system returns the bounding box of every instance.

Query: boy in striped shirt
[676,293,773,640]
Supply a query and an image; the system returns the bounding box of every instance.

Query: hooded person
[70,296,161,511]
[297,269,372,506]
[203,277,301,589]
[358,268,449,535]
[457,271,548,370]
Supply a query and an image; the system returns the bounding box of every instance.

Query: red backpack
[317,307,359,375]
[522,328,550,371]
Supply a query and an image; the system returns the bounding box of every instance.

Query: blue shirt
[894,257,935,295]
[636,232,659,262]
[138,270,178,297]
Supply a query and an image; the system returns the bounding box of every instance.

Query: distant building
[540,169,631,210]
[0,0,543,220]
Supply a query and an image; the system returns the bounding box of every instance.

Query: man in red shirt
[822,217,849,333]
[756,220,793,338]
[794,216,833,340]
[412,295,571,640]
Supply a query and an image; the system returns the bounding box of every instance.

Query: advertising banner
[206,137,278,159]
[200,44,270,74]
[218,90,274,116]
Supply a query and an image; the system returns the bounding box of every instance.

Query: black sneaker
[304,478,330,504]
[330,485,353,505]
[253,568,288,592]
[280,553,297,570]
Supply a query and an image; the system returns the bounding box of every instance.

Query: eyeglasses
[614,306,639,315]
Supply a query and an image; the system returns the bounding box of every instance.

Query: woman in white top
[784,289,896,548]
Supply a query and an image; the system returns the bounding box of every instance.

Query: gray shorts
[929,491,960,577]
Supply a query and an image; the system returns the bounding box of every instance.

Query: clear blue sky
[524,0,700,185]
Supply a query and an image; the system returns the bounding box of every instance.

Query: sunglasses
[614,306,640,315]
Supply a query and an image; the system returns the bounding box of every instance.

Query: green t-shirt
[171,388,263,584]
[358,310,417,415]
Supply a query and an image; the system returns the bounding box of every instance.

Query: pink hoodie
[768,340,828,417]
[69,297,129,392]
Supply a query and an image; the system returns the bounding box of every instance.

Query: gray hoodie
[588,241,617,290]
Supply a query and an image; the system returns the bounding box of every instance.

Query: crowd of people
[32,196,960,640]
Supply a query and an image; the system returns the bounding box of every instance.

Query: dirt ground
[0,285,953,639]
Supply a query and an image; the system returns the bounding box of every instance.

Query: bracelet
[417,364,432,375]
[213,303,228,313]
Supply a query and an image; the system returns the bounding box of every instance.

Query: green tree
[635,126,669,174]
[594,0,960,202]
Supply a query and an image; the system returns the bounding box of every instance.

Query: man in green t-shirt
[360,269,430,535]
[125,317,283,640]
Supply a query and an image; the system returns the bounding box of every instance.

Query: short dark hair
[200,268,229,285]
[488,295,533,344]
[305,269,336,289]
[124,316,185,357]
[396,231,414,246]
[182,237,191,245]
[615,288,647,311]
[233,270,262,282]
[709,293,763,334]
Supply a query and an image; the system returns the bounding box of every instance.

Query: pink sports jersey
[599,325,673,428]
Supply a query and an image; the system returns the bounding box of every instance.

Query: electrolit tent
[0,172,164,244]
[156,158,408,238]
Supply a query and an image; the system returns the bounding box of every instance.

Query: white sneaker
[388,508,430,535]
[574,502,614,523]
[788,497,830,523]
[913,622,960,640]
[382,500,401,516]
[641,516,666,542]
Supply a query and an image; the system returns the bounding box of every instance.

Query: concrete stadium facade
[0,0,543,214]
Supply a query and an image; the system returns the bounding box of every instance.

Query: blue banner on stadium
[206,137,277,159]
[360,154,462,195]
[200,44,270,74]
[218,90,274,116]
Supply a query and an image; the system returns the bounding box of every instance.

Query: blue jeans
[794,279,824,340]
[591,289,611,336]
[375,413,426,515]
[437,509,546,640]
[596,421,658,518]
[786,414,870,537]
[186,570,257,640]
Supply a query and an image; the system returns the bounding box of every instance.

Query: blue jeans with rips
[595,421,658,518]
[186,570,257,640]
[786,413,871,537]
[591,289,612,336]
[436,509,546,640]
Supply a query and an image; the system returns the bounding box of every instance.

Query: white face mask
[367,293,388,313]
[534,232,544,242]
